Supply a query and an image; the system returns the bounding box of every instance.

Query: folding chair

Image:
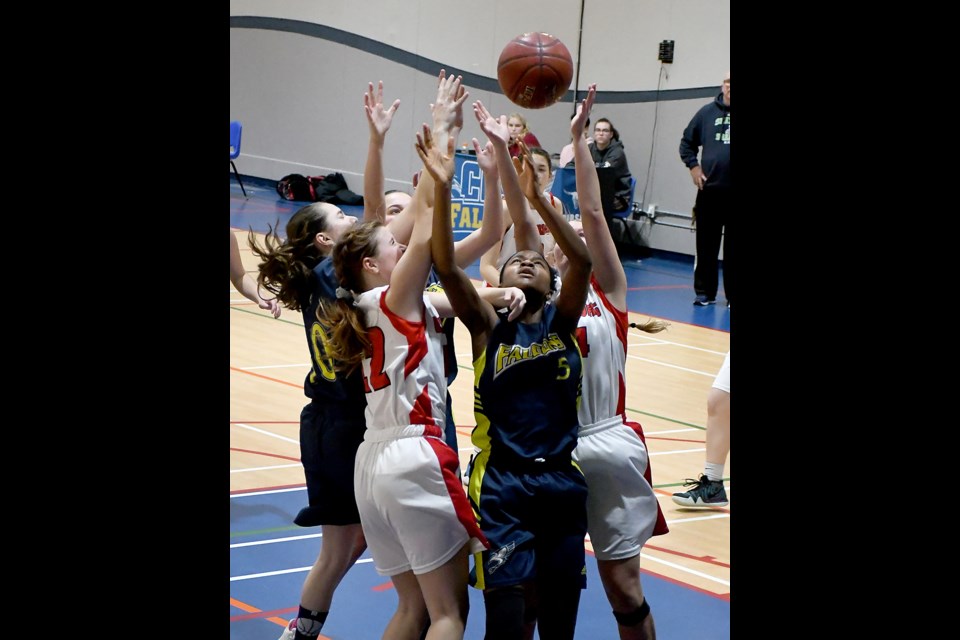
[603,174,639,245]
[549,165,580,219]
[230,121,247,197]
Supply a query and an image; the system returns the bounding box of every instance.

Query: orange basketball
[497,32,573,109]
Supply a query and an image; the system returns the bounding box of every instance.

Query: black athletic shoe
[672,474,728,507]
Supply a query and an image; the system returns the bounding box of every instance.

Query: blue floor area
[230,177,729,334]
[230,489,729,640]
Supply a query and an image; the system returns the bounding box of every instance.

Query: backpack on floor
[276,174,317,202]
[276,173,364,206]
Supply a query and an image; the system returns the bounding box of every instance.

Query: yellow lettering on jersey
[310,321,337,383]
[493,333,567,379]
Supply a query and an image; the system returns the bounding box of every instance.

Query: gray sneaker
[672,474,728,507]
[693,295,716,306]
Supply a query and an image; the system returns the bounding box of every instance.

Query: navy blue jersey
[425,267,458,385]
[472,304,583,461]
[301,257,366,407]
[424,267,459,453]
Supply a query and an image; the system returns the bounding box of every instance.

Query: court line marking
[627,334,727,356]
[228,535,728,586]
[649,428,700,434]
[232,533,321,548]
[639,552,729,586]
[231,463,301,473]
[625,355,716,377]
[666,512,730,525]
[233,422,299,445]
[238,349,726,377]
[231,486,305,498]
[231,559,374,582]
[239,363,310,370]
[650,447,705,456]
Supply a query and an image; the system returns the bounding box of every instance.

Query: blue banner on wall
[451,152,484,235]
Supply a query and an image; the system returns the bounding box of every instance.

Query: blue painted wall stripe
[230,16,717,103]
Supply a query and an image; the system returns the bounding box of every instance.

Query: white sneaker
[278,619,297,640]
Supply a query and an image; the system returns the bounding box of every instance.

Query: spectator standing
[679,71,731,307]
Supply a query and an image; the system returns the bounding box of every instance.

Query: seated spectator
[507,113,541,159]
[589,117,632,213]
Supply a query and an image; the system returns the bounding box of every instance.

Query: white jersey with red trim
[572,277,668,557]
[355,286,447,433]
[576,277,629,428]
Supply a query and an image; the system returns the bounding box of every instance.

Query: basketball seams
[497,32,572,109]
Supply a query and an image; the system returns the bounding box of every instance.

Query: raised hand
[415,123,456,185]
[431,70,469,135]
[571,83,596,139]
[473,138,497,178]
[454,84,467,131]
[512,140,541,203]
[364,80,401,143]
[473,101,511,147]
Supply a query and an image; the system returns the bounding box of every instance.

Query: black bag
[276,174,316,201]
[276,173,363,205]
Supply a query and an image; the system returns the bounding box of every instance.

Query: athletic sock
[704,462,725,482]
[294,607,328,639]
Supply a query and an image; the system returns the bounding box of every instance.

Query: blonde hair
[629,318,669,333]
[508,113,530,135]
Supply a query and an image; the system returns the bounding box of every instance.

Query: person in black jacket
[679,71,731,307]
[589,118,633,214]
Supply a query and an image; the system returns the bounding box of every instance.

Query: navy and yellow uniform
[425,268,459,453]
[294,257,367,527]
[467,303,588,590]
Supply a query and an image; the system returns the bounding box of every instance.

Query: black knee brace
[484,586,526,639]
[613,599,651,627]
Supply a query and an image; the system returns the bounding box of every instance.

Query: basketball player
[475,102,564,288]
[555,84,669,640]
[360,79,510,462]
[252,71,483,640]
[426,109,594,639]
[319,101,489,638]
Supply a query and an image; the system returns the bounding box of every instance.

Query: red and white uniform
[353,286,487,576]
[571,277,668,561]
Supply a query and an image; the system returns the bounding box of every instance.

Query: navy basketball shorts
[293,401,366,527]
[470,455,588,591]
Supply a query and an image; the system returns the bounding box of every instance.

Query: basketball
[497,32,573,109]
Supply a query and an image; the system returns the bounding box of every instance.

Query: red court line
[231,482,305,495]
[230,447,300,462]
[644,543,730,568]
[231,366,302,388]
